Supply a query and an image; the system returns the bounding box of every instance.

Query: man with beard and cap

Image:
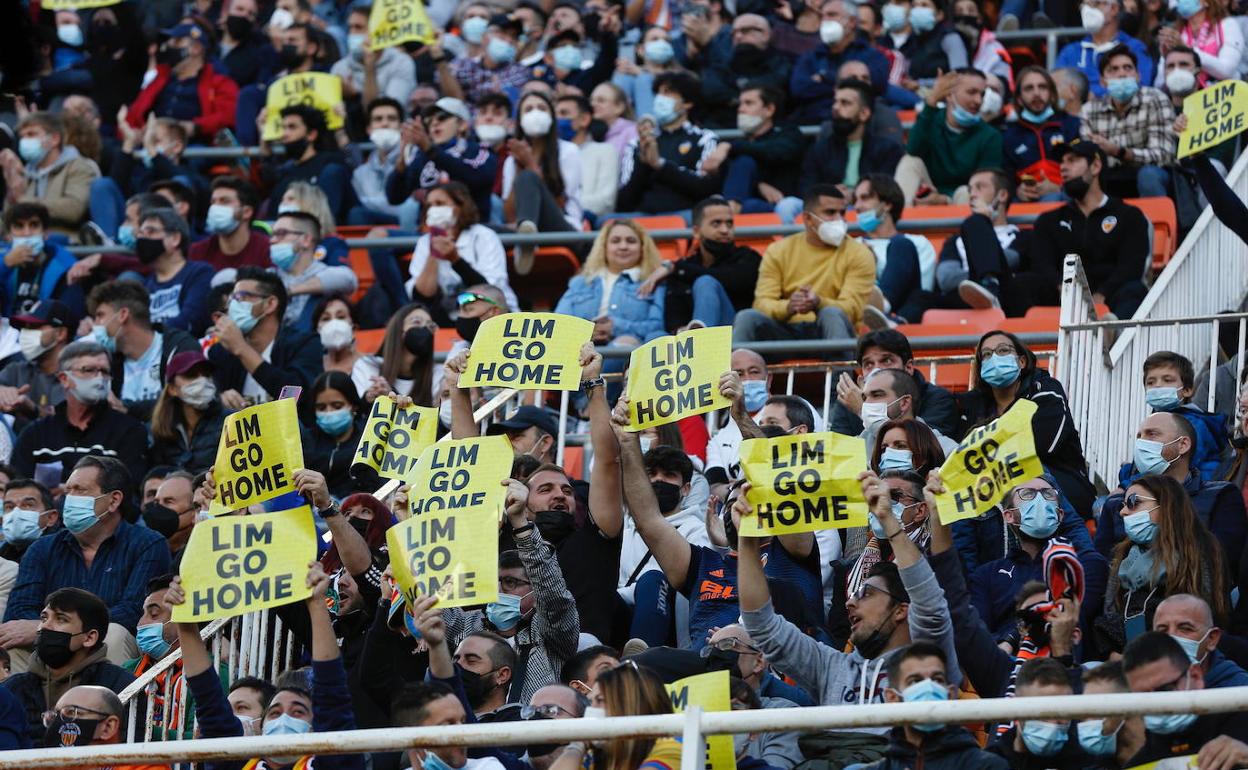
[0,299,71,433]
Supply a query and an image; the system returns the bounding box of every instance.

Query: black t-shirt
[12,264,42,316]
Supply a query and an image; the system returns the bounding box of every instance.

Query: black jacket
[989,725,1093,770]
[207,328,324,401]
[150,398,228,473]
[617,122,723,214]
[1030,197,1151,302]
[799,130,905,195]
[830,369,963,440]
[11,402,151,484]
[699,46,794,128]
[109,326,200,422]
[4,646,136,743]
[861,726,1008,770]
[727,123,808,196]
[664,243,762,330]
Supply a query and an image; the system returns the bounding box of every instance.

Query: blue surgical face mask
[556,117,576,142]
[742,379,768,412]
[644,38,675,64]
[205,204,240,235]
[1017,494,1060,539]
[116,224,137,249]
[1077,719,1119,756]
[882,3,908,30]
[316,408,354,436]
[262,712,312,736]
[92,321,117,355]
[423,750,456,770]
[1021,106,1055,123]
[879,447,913,472]
[3,508,43,545]
[553,44,583,71]
[18,137,47,166]
[347,32,367,58]
[1133,437,1179,476]
[228,298,260,334]
[652,93,681,125]
[487,37,517,64]
[1170,630,1210,665]
[136,623,171,659]
[62,494,103,535]
[485,591,524,631]
[900,678,947,732]
[1123,509,1158,545]
[1145,387,1181,411]
[1143,697,1197,735]
[11,235,44,256]
[1107,77,1140,102]
[869,502,903,540]
[980,353,1021,388]
[1021,720,1069,756]
[950,99,982,127]
[857,208,882,233]
[462,16,489,44]
[270,241,298,271]
[1176,0,1202,19]
[908,5,937,31]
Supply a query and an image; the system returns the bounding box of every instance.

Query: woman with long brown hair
[359,302,439,407]
[550,662,680,770]
[1096,474,1230,654]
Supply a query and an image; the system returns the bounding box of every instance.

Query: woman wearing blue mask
[1095,475,1228,654]
[889,0,968,84]
[612,26,681,121]
[959,330,1096,517]
[150,350,227,474]
[303,371,366,501]
[853,175,937,326]
[870,418,947,477]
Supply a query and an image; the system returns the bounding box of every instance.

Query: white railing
[19,687,1248,769]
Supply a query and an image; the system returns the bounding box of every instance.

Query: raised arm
[583,345,623,538]
[295,469,373,575]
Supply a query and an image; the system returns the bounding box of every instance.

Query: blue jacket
[554,271,667,342]
[0,239,85,320]
[789,34,890,123]
[1055,32,1155,98]
[1207,649,1248,688]
[1000,113,1082,186]
[1115,404,1232,489]
[385,137,498,222]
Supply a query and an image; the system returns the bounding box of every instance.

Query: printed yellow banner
[43,0,120,7]
[210,399,303,515]
[628,326,731,431]
[406,435,513,515]
[386,504,500,608]
[739,432,868,535]
[353,396,439,480]
[173,506,317,622]
[459,313,594,391]
[1178,79,1248,159]
[261,73,345,142]
[934,399,1043,524]
[1125,757,1196,770]
[369,0,436,50]
[666,671,735,770]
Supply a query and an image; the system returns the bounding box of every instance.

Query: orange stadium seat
[634,215,689,259]
[562,445,586,480]
[919,308,1006,333]
[355,328,386,355]
[435,327,463,353]
[508,247,581,310]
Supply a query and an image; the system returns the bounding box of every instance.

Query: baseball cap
[11,300,71,330]
[161,22,208,42]
[165,350,214,383]
[486,405,559,438]
[1055,137,1106,165]
[424,97,471,123]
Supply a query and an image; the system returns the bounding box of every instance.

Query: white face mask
[370,127,401,150]
[319,318,354,351]
[269,7,295,30]
[1081,4,1105,32]
[475,123,508,146]
[980,88,1003,118]
[1165,67,1197,95]
[737,112,764,135]
[178,377,217,410]
[861,400,890,429]
[819,19,845,44]
[520,109,553,136]
[426,205,457,229]
[19,328,50,362]
[813,215,847,247]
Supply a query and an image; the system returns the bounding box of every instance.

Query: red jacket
[127,62,239,139]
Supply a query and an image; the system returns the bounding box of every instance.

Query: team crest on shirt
[678,141,692,155]
[1101,216,1118,234]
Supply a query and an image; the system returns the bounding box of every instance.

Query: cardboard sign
[261,73,345,142]
[628,326,731,431]
[406,435,513,516]
[1178,79,1248,159]
[42,0,120,7]
[368,0,436,50]
[209,399,303,515]
[386,505,500,608]
[739,432,868,535]
[173,507,317,622]
[353,396,440,480]
[1124,756,1196,770]
[459,313,594,391]
[666,671,735,770]
[935,399,1044,524]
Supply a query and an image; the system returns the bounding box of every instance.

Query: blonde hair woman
[549,662,679,770]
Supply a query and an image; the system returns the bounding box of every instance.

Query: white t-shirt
[405,225,518,318]
[241,341,275,402]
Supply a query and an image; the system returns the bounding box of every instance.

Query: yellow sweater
[753,233,877,324]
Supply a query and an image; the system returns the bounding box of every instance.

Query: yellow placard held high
[1178,80,1248,159]
[369,0,436,51]
[405,435,514,515]
[666,671,735,770]
[173,506,317,622]
[353,396,439,480]
[935,399,1044,525]
[739,432,868,535]
[43,0,120,8]
[628,326,731,431]
[261,73,345,142]
[210,399,303,515]
[459,313,594,391]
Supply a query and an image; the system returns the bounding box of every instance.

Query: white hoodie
[617,500,711,604]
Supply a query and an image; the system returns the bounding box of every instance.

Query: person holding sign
[124,22,240,142]
[168,565,367,770]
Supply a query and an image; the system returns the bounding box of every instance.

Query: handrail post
[680,706,705,770]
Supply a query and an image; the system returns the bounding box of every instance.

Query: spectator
[47,683,151,753]
[122,575,186,737]
[472,90,513,151]
[0,203,84,320]
[1161,45,1203,117]
[358,302,440,407]
[710,624,816,707]
[696,15,793,128]
[443,3,492,61]
[1054,67,1091,119]
[303,372,365,501]
[1153,594,1248,688]
[675,0,733,79]
[719,85,806,223]
[349,98,420,229]
[837,59,908,145]
[149,350,227,474]
[936,168,1030,315]
[733,185,875,345]
[0,480,59,567]
[1,114,99,240]
[547,663,679,770]
[868,418,949,477]
[554,94,619,219]
[645,196,762,332]
[1137,350,1231,483]
[1078,662,1146,763]
[2,589,135,744]
[589,82,639,157]
[189,177,272,274]
[555,220,668,346]
[108,117,201,209]
[386,97,498,228]
[705,349,773,496]
[0,300,72,429]
[800,79,905,196]
[134,208,215,335]
[450,15,533,104]
[879,0,969,84]
[1158,0,1244,87]
[275,181,349,268]
[612,26,682,120]
[331,7,417,106]
[1004,67,1083,202]
[533,22,621,96]
[260,104,350,221]
[616,72,721,217]
[958,330,1097,514]
[790,0,890,123]
[207,267,323,407]
[216,0,276,88]
[268,211,358,331]
[314,296,372,396]
[987,658,1088,767]
[1056,0,1154,97]
[853,174,936,326]
[857,368,959,454]
[11,342,151,486]
[86,280,201,421]
[126,22,240,142]
[561,645,619,698]
[1029,139,1151,317]
[952,0,1012,86]
[897,69,1004,206]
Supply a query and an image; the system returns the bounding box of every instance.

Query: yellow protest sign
[368,0,436,50]
[628,326,731,431]
[261,73,345,142]
[210,399,303,515]
[1178,79,1248,159]
[406,435,514,515]
[666,671,735,770]
[43,0,118,7]
[353,396,439,480]
[934,399,1044,525]
[173,506,317,622]
[386,503,500,608]
[1125,757,1196,770]
[738,432,868,535]
[459,313,594,391]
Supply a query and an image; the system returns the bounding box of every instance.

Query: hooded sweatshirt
[618,500,711,604]
[19,145,99,237]
[5,642,136,742]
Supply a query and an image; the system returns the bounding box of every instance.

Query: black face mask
[831,116,860,137]
[703,646,740,673]
[1118,10,1140,37]
[43,714,100,748]
[535,510,576,545]
[455,315,482,343]
[1063,175,1091,200]
[522,715,561,757]
[589,118,608,143]
[225,15,254,40]
[458,664,499,709]
[702,238,736,262]
[1017,608,1051,646]
[349,516,371,537]
[853,621,893,659]
[142,503,181,539]
[91,23,123,52]
[278,44,305,68]
[953,15,981,32]
[134,237,166,264]
[283,138,309,160]
[722,507,738,547]
[652,480,682,513]
[36,629,78,668]
[731,43,766,66]
[404,325,434,357]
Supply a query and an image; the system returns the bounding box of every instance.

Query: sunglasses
[458,292,504,309]
[1124,493,1157,510]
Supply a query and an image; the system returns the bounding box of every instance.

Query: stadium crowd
[0,0,1246,767]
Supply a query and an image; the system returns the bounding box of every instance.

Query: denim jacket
[555,268,667,342]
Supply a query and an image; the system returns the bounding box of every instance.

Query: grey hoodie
[742,557,959,734]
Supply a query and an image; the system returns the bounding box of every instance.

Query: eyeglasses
[980,344,1018,361]
[499,576,532,591]
[700,637,762,656]
[230,290,270,303]
[850,582,907,604]
[887,489,920,506]
[68,366,110,377]
[1124,493,1157,510]
[1015,487,1059,502]
[42,705,111,726]
[520,703,575,719]
[458,292,503,309]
